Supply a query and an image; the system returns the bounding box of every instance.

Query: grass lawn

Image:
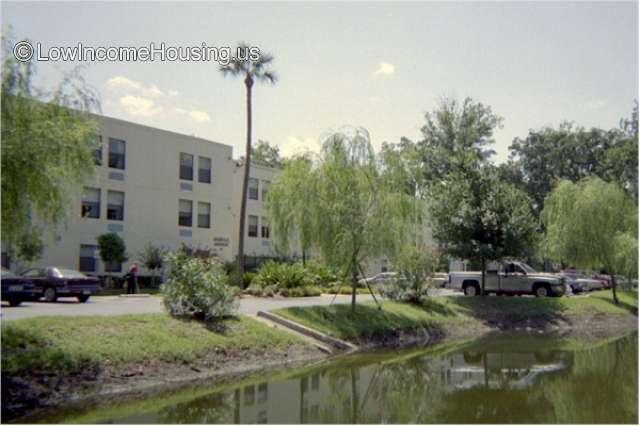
[2,313,302,375]
[274,290,638,341]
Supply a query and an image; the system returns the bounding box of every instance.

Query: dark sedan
[1,268,36,306]
[20,267,101,303]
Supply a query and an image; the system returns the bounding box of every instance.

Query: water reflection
[32,332,638,424]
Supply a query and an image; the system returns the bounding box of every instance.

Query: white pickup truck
[448,261,567,297]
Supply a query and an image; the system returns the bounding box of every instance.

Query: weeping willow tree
[266,128,414,311]
[541,177,638,304]
[264,155,315,264]
[1,34,100,256]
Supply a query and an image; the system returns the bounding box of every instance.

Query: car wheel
[8,299,22,307]
[77,294,90,303]
[534,285,550,297]
[463,283,479,296]
[43,287,58,303]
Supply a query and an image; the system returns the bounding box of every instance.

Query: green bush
[243,271,257,286]
[304,261,337,286]
[253,261,315,289]
[246,282,263,296]
[162,251,239,320]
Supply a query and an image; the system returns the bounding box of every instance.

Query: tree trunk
[351,264,358,313]
[480,257,486,296]
[301,249,306,267]
[237,75,254,288]
[610,273,619,305]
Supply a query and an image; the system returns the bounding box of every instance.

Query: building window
[81,187,101,218]
[248,215,258,237]
[79,245,98,272]
[105,260,122,273]
[180,153,194,180]
[179,199,193,227]
[198,157,212,183]
[108,138,126,169]
[262,181,271,201]
[198,202,211,228]
[106,191,125,220]
[248,178,259,200]
[93,135,103,165]
[261,216,270,239]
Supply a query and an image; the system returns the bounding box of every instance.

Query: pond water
[26,331,637,424]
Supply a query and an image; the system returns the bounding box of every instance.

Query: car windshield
[1,268,15,278]
[518,263,537,274]
[53,268,87,278]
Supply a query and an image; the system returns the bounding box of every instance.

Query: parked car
[1,268,36,306]
[20,267,101,303]
[359,272,403,286]
[448,261,567,297]
[557,270,604,293]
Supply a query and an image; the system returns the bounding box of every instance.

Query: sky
[2,1,638,163]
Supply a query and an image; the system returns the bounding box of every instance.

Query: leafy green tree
[314,129,413,310]
[8,228,44,273]
[509,103,638,214]
[1,36,100,251]
[251,140,283,168]
[541,177,637,304]
[430,161,537,294]
[390,243,441,303]
[220,43,277,287]
[265,156,315,264]
[268,128,413,311]
[138,243,166,287]
[412,97,503,188]
[96,233,127,286]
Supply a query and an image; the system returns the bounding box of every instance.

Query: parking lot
[1,288,461,321]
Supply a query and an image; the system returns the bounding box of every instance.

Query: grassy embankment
[274,290,638,342]
[2,314,303,377]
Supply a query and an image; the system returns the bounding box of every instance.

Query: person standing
[126,263,138,294]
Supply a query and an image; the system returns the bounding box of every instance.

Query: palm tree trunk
[237,76,253,288]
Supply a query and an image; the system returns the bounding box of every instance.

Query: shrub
[304,261,337,286]
[262,285,277,297]
[253,261,315,289]
[243,271,256,287]
[162,251,238,320]
[246,283,263,296]
[278,288,290,297]
[302,286,323,296]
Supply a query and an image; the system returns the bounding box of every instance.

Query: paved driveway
[1,289,459,321]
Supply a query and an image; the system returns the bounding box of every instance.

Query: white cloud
[188,110,211,123]
[373,62,395,76]
[368,96,379,104]
[279,136,321,158]
[119,95,163,117]
[108,76,208,123]
[106,76,168,97]
[107,76,141,91]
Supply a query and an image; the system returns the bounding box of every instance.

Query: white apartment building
[2,114,276,276]
[3,112,433,277]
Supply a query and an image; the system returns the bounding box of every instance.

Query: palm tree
[220,43,277,287]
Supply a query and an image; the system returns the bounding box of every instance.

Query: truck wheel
[463,283,480,296]
[534,284,551,297]
[43,287,58,303]
[8,299,22,307]
[77,294,90,303]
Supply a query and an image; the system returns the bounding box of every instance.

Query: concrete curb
[257,310,358,352]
